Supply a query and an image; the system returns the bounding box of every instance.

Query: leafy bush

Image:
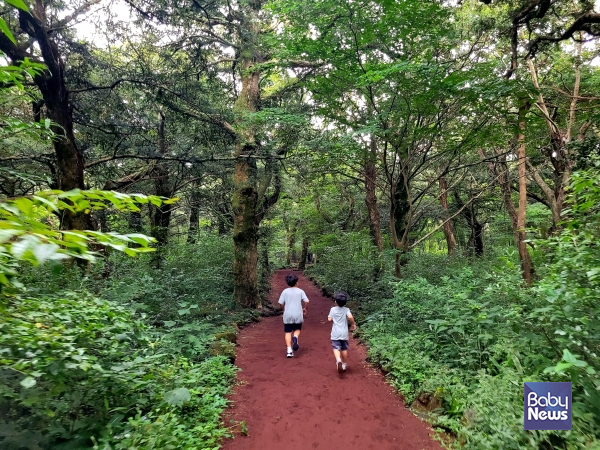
[0,190,164,288]
[311,164,600,448]
[97,234,258,327]
[306,230,394,302]
[0,290,237,450]
[361,262,599,448]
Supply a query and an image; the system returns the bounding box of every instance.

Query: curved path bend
[222,269,442,450]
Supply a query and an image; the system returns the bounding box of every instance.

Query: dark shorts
[331,339,349,351]
[284,323,303,333]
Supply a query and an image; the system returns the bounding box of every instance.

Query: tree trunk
[0,8,92,230]
[187,201,200,244]
[439,176,458,255]
[216,201,232,235]
[129,210,142,232]
[390,171,412,278]
[516,102,534,285]
[298,237,309,270]
[232,156,260,307]
[286,225,297,266]
[453,191,484,257]
[479,145,532,280]
[473,221,484,257]
[365,138,383,251]
[526,51,583,231]
[258,230,271,293]
[150,112,172,247]
[393,172,411,242]
[230,2,266,308]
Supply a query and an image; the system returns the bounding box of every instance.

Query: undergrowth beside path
[306,204,600,450]
[1,237,256,450]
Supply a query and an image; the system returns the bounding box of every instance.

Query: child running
[328,291,357,372]
[278,273,309,358]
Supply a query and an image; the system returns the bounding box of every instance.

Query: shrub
[0,289,238,449]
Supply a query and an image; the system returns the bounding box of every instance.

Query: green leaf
[20,376,37,388]
[544,362,572,373]
[32,243,60,264]
[562,349,587,367]
[4,0,29,12]
[0,17,16,45]
[164,387,191,406]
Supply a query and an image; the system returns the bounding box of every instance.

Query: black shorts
[284,323,303,333]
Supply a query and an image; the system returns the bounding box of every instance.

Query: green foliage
[0,190,168,287]
[98,235,256,325]
[1,201,244,449]
[305,231,394,302]
[360,258,599,448]
[311,166,600,448]
[0,289,237,450]
[534,162,600,432]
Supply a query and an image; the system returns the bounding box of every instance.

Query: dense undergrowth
[306,167,600,449]
[0,233,255,450]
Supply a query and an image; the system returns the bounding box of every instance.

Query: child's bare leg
[341,350,348,363]
[293,329,301,339]
[333,349,341,361]
[285,332,292,347]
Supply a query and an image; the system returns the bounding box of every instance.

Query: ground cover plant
[307,164,600,449]
[0,191,247,449]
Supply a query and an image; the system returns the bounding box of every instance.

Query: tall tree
[439,176,458,254]
[0,1,103,229]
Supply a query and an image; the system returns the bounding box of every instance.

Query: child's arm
[347,313,357,331]
[302,292,309,315]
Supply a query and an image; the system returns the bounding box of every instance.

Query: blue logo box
[524,382,572,430]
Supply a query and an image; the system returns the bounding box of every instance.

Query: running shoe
[287,349,293,358]
[292,336,299,351]
[336,360,343,372]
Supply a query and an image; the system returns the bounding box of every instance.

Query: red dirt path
[221,269,443,450]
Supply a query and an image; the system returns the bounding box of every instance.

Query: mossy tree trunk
[232,1,266,308]
[390,169,412,278]
[298,237,309,270]
[0,5,93,231]
[187,201,200,244]
[286,224,297,266]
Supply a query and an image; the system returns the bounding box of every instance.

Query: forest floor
[221,269,443,450]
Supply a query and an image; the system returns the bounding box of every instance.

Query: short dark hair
[333,291,348,306]
[285,273,298,287]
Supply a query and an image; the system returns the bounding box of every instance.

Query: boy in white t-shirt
[278,273,309,358]
[328,291,357,372]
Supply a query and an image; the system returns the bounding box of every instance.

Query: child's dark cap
[333,291,348,306]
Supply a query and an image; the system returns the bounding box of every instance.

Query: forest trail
[221,269,442,450]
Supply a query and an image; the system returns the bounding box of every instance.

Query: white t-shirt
[278,287,309,324]
[329,306,351,340]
